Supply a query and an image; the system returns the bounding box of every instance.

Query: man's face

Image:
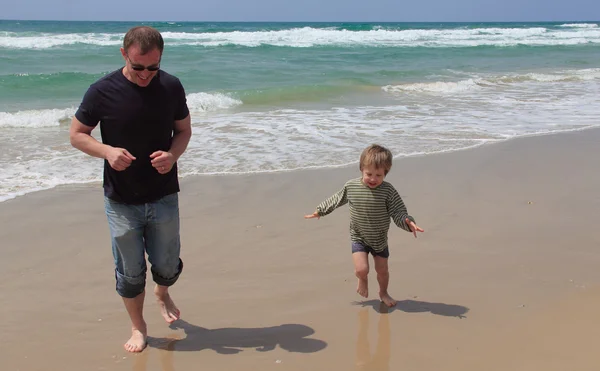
[121,44,161,87]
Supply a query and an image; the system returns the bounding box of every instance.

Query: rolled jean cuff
[115,269,146,299]
[152,259,183,287]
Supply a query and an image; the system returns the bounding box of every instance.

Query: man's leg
[122,291,147,352]
[146,193,182,323]
[153,284,180,323]
[374,253,396,307]
[105,197,148,352]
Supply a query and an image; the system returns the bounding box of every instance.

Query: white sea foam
[383,68,600,94]
[0,108,74,128]
[559,23,598,28]
[0,92,241,129]
[383,79,482,94]
[0,32,120,49]
[1,68,599,202]
[162,27,600,48]
[186,92,243,113]
[2,26,600,49]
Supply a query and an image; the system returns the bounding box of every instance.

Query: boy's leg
[352,246,370,298]
[374,254,396,307]
[105,197,148,353]
[145,193,183,323]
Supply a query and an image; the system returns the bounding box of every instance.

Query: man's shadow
[355,299,469,318]
[147,319,328,354]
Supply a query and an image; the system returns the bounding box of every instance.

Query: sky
[2,0,599,22]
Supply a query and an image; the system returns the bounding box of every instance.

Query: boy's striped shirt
[316,178,415,252]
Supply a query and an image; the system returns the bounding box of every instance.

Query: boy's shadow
[355,299,469,318]
[148,319,328,354]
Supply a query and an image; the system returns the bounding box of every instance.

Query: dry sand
[1,128,600,371]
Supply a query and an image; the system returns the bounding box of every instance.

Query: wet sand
[1,128,600,370]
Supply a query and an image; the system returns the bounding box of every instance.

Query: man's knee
[151,259,183,287]
[115,269,146,298]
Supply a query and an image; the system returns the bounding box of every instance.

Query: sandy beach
[1,127,600,371]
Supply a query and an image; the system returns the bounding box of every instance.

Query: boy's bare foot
[124,326,147,353]
[357,277,369,298]
[155,285,181,323]
[379,292,397,307]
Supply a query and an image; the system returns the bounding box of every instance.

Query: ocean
[1,20,599,202]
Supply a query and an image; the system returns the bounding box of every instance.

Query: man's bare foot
[124,327,147,353]
[357,277,368,298]
[379,292,397,307]
[155,285,181,323]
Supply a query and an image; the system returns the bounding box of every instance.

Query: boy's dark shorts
[351,241,389,258]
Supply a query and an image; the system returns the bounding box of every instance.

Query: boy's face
[361,165,386,188]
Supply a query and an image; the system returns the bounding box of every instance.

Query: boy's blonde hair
[359,144,393,175]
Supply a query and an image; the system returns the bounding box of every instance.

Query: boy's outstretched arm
[304,185,348,219]
[304,211,321,219]
[387,188,424,238]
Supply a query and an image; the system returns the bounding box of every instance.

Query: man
[70,26,192,353]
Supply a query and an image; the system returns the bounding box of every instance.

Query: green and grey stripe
[316,177,415,252]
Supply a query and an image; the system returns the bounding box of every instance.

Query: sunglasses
[126,56,160,72]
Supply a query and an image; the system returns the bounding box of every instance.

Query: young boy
[305,144,424,307]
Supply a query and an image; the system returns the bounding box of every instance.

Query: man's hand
[106,147,136,171]
[150,151,176,174]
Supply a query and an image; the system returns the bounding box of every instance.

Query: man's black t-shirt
[75,68,190,204]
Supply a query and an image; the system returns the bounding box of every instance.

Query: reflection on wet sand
[132,337,178,371]
[356,303,391,371]
[355,298,469,318]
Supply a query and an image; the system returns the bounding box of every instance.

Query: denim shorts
[351,241,390,258]
[104,193,183,298]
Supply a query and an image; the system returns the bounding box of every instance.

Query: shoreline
[3,124,600,205]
